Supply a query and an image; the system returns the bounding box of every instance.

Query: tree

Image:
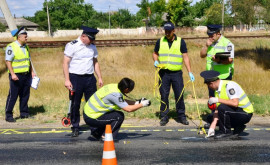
[191,0,221,19]
[229,0,259,27]
[111,9,140,28]
[32,0,97,31]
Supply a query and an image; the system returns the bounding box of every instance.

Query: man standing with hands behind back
[63,26,103,137]
[152,22,195,126]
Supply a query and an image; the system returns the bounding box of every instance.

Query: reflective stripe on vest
[7,42,30,73]
[158,36,182,71]
[84,84,123,119]
[215,80,254,113]
[206,36,234,79]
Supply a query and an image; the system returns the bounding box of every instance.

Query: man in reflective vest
[200,25,234,97]
[5,27,36,122]
[83,78,151,140]
[152,22,195,126]
[200,70,253,139]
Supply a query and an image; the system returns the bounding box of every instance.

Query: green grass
[249,95,270,115]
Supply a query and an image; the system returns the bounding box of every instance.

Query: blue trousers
[159,69,186,121]
[5,73,31,120]
[70,73,97,128]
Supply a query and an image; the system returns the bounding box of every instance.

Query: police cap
[200,70,220,83]
[13,26,27,37]
[164,22,175,31]
[81,26,99,40]
[207,25,222,35]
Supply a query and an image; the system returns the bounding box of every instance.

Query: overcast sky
[0,0,200,17]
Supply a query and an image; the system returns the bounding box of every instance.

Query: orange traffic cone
[102,124,117,165]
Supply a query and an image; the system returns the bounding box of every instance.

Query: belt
[70,73,93,77]
[15,72,29,75]
[160,69,182,73]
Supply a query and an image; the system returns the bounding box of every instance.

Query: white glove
[208,97,218,105]
[207,128,215,137]
[135,98,146,105]
[141,99,151,107]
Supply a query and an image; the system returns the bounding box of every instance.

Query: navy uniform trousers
[69,73,97,129]
[215,104,252,134]
[83,111,124,139]
[5,72,31,120]
[159,69,186,121]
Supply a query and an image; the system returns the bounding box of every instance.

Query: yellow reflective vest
[215,80,254,113]
[206,36,234,79]
[84,84,124,119]
[158,36,183,71]
[7,42,30,73]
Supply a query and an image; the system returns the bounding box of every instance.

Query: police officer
[200,70,253,139]
[83,78,151,140]
[5,26,36,122]
[153,22,195,126]
[200,25,235,97]
[63,26,103,137]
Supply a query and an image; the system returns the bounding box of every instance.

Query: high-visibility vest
[84,84,124,119]
[215,80,254,113]
[7,42,30,73]
[206,36,234,79]
[158,36,183,71]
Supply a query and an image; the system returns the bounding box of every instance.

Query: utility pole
[222,0,225,32]
[0,0,17,36]
[109,5,111,35]
[46,0,51,37]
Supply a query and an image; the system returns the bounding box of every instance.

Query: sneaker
[214,132,233,139]
[178,118,189,125]
[160,119,169,126]
[233,125,246,135]
[6,118,16,123]
[71,128,79,137]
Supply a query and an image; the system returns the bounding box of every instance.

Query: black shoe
[71,128,79,137]
[214,132,233,139]
[6,118,16,123]
[20,115,29,119]
[204,123,211,129]
[233,125,246,135]
[160,119,169,126]
[178,118,189,125]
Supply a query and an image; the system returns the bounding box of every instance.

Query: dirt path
[0,115,269,129]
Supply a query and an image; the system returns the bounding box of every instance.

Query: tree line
[1,0,269,32]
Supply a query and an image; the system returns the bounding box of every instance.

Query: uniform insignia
[229,88,235,95]
[227,45,232,51]
[7,50,12,55]
[118,97,124,102]
[71,40,78,45]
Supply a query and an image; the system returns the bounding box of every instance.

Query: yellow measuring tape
[153,65,207,135]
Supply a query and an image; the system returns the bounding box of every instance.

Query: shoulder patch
[229,88,235,95]
[118,97,124,102]
[7,50,12,55]
[227,45,232,51]
[71,40,78,45]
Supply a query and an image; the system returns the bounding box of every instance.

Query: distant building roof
[0,17,39,29]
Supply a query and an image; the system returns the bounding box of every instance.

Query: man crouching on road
[83,78,151,141]
[200,70,253,139]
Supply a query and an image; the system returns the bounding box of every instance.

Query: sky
[0,0,200,18]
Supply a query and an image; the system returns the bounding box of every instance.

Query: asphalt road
[0,126,270,165]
